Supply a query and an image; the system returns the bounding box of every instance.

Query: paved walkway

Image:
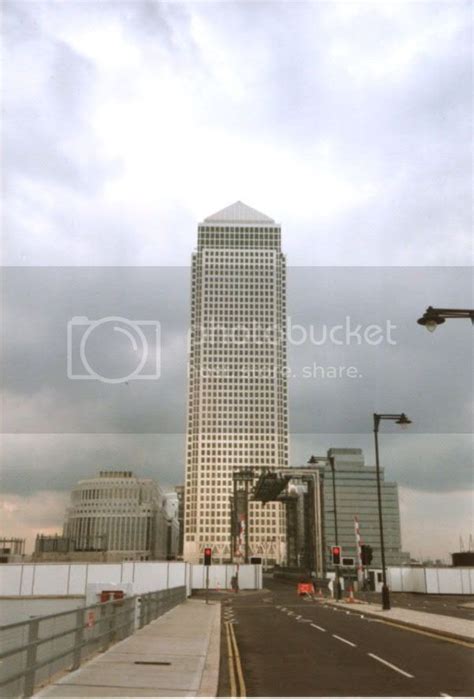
[35,599,221,697]
[328,598,474,643]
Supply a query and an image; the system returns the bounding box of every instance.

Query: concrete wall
[388,566,474,594]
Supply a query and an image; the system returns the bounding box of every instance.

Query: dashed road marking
[333,634,356,647]
[440,693,452,697]
[295,614,302,620]
[310,623,326,632]
[368,653,414,678]
[297,618,312,623]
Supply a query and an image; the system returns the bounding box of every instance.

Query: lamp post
[308,455,341,600]
[373,413,411,610]
[417,306,474,332]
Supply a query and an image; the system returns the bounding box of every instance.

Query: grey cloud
[0,434,185,496]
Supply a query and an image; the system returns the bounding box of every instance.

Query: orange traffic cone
[346,586,355,603]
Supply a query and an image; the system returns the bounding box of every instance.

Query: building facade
[320,448,402,569]
[0,538,26,563]
[184,202,289,565]
[174,485,185,557]
[62,470,177,561]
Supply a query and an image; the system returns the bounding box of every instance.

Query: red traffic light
[331,546,342,565]
[204,547,211,556]
[204,547,212,565]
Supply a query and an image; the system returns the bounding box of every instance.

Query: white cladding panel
[0,565,22,595]
[120,562,135,585]
[86,564,122,584]
[132,562,169,593]
[388,566,474,594]
[190,564,261,590]
[20,565,34,595]
[0,562,260,598]
[33,565,70,595]
[68,565,87,594]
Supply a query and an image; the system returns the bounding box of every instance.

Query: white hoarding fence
[0,561,262,599]
[387,566,474,594]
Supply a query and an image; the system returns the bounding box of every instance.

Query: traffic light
[361,544,373,565]
[331,545,341,565]
[204,547,212,566]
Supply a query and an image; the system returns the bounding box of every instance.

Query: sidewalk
[327,598,474,643]
[35,599,221,697]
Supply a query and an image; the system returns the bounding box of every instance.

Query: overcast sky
[1,0,472,560]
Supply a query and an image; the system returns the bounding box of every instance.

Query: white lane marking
[311,623,326,632]
[295,614,302,620]
[297,618,312,623]
[440,694,452,697]
[281,607,287,611]
[276,605,281,609]
[333,634,356,647]
[368,653,414,678]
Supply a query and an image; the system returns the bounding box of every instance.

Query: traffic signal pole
[330,458,342,601]
[204,547,212,605]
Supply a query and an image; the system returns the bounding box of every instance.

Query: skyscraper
[184,202,289,565]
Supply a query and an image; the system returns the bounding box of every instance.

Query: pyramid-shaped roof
[204,201,275,224]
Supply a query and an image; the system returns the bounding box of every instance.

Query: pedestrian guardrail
[0,586,186,698]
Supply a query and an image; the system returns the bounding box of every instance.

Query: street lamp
[373,413,411,610]
[308,454,341,601]
[417,306,474,332]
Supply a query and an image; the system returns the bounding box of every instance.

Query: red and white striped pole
[354,516,364,588]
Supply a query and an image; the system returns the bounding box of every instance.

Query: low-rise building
[0,538,26,563]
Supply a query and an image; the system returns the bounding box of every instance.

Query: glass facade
[322,448,402,569]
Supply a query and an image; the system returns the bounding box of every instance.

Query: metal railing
[0,586,186,698]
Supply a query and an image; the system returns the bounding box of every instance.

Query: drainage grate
[134,661,171,666]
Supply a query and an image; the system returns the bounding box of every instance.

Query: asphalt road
[218,579,474,697]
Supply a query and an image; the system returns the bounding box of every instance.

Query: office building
[184,202,289,565]
[62,470,178,561]
[320,448,402,569]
